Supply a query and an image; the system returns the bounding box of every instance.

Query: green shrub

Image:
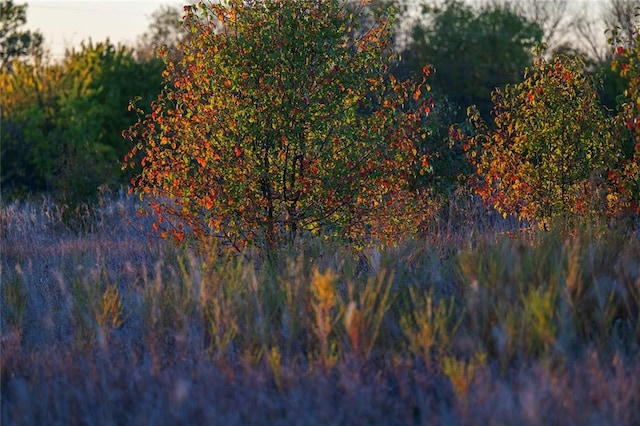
[0,42,163,203]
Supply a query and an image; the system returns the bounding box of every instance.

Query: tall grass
[1,192,639,424]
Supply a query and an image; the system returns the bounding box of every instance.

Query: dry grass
[1,192,639,425]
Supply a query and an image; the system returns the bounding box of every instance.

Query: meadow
[1,191,639,425]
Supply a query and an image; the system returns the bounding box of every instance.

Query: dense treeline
[0,1,171,202]
[1,42,163,200]
[0,0,638,232]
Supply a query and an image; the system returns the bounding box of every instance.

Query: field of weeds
[1,192,639,425]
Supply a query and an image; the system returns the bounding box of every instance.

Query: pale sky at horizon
[27,1,185,61]
[25,0,613,62]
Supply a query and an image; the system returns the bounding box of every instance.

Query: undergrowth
[1,192,639,425]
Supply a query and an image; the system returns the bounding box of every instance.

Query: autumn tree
[123,0,431,251]
[468,53,618,229]
[608,24,640,220]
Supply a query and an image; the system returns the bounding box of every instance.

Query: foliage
[124,0,431,251]
[400,288,461,367]
[409,94,474,196]
[400,0,543,120]
[1,41,163,202]
[501,0,572,53]
[135,5,185,62]
[0,0,43,70]
[608,25,640,220]
[457,229,639,365]
[595,58,629,111]
[310,267,340,369]
[467,53,618,229]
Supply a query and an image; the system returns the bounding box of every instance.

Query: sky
[25,0,613,62]
[27,1,184,61]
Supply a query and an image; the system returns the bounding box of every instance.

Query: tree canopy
[0,0,43,70]
[468,54,617,228]
[124,0,432,250]
[400,0,543,120]
[1,41,163,200]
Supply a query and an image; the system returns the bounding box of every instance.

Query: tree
[566,1,639,110]
[608,24,640,220]
[1,41,163,201]
[123,0,431,251]
[484,0,572,54]
[401,0,543,120]
[604,0,640,46]
[569,0,639,63]
[0,0,43,70]
[467,53,618,229]
[135,5,185,62]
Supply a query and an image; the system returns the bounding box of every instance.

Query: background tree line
[0,1,179,203]
[1,0,638,229]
